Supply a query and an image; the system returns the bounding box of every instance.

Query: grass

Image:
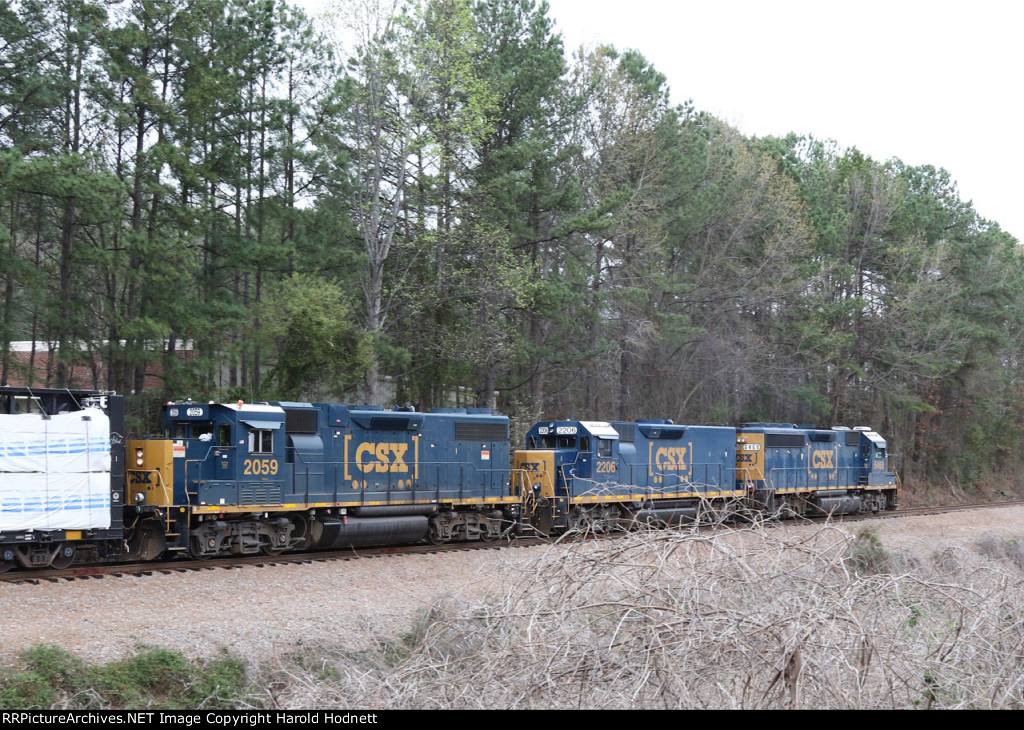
[0,646,253,710]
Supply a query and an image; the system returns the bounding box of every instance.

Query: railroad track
[0,534,549,584]
[5,500,1023,584]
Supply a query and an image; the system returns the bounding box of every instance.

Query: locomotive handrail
[560,459,735,497]
[288,458,512,505]
[763,465,865,491]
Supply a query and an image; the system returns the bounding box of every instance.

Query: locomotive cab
[515,420,621,534]
[127,401,292,559]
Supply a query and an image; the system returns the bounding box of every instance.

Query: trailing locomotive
[512,419,899,534]
[0,385,899,571]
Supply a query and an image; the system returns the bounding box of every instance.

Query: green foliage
[0,645,251,710]
[3,0,1024,489]
[256,273,371,401]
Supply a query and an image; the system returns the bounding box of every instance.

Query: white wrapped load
[0,472,111,530]
[0,408,111,530]
[0,409,111,473]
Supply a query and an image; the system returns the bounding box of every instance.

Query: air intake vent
[454,422,508,441]
[285,409,318,434]
[765,433,806,448]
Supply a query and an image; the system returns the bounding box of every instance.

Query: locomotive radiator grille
[240,485,283,505]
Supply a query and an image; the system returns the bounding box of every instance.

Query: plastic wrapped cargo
[0,408,111,530]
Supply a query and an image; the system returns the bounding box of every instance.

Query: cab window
[249,429,273,454]
[597,439,612,457]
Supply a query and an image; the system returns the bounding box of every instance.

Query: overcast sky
[305,0,1024,241]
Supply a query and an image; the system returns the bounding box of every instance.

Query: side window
[597,439,612,457]
[218,424,232,447]
[579,436,591,453]
[249,429,273,454]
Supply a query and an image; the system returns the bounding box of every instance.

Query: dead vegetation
[262,521,1024,709]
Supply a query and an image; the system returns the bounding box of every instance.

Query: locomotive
[0,385,899,572]
[511,419,899,535]
[126,398,515,560]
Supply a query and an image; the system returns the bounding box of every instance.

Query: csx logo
[520,462,543,472]
[129,471,153,484]
[355,442,410,473]
[811,450,835,469]
[655,447,688,471]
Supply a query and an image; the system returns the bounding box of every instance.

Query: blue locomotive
[513,419,899,534]
[126,400,516,559]
[736,423,898,515]
[513,419,739,533]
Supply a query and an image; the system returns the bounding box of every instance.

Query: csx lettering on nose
[354,442,410,473]
[655,446,688,470]
[811,451,835,468]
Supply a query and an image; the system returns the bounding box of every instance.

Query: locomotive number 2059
[243,458,279,476]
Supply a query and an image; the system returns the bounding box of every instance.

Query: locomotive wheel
[50,544,75,570]
[566,507,588,533]
[0,549,14,573]
[128,520,167,561]
[286,513,312,550]
[189,536,211,560]
[261,532,289,556]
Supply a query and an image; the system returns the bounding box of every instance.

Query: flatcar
[0,387,125,571]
